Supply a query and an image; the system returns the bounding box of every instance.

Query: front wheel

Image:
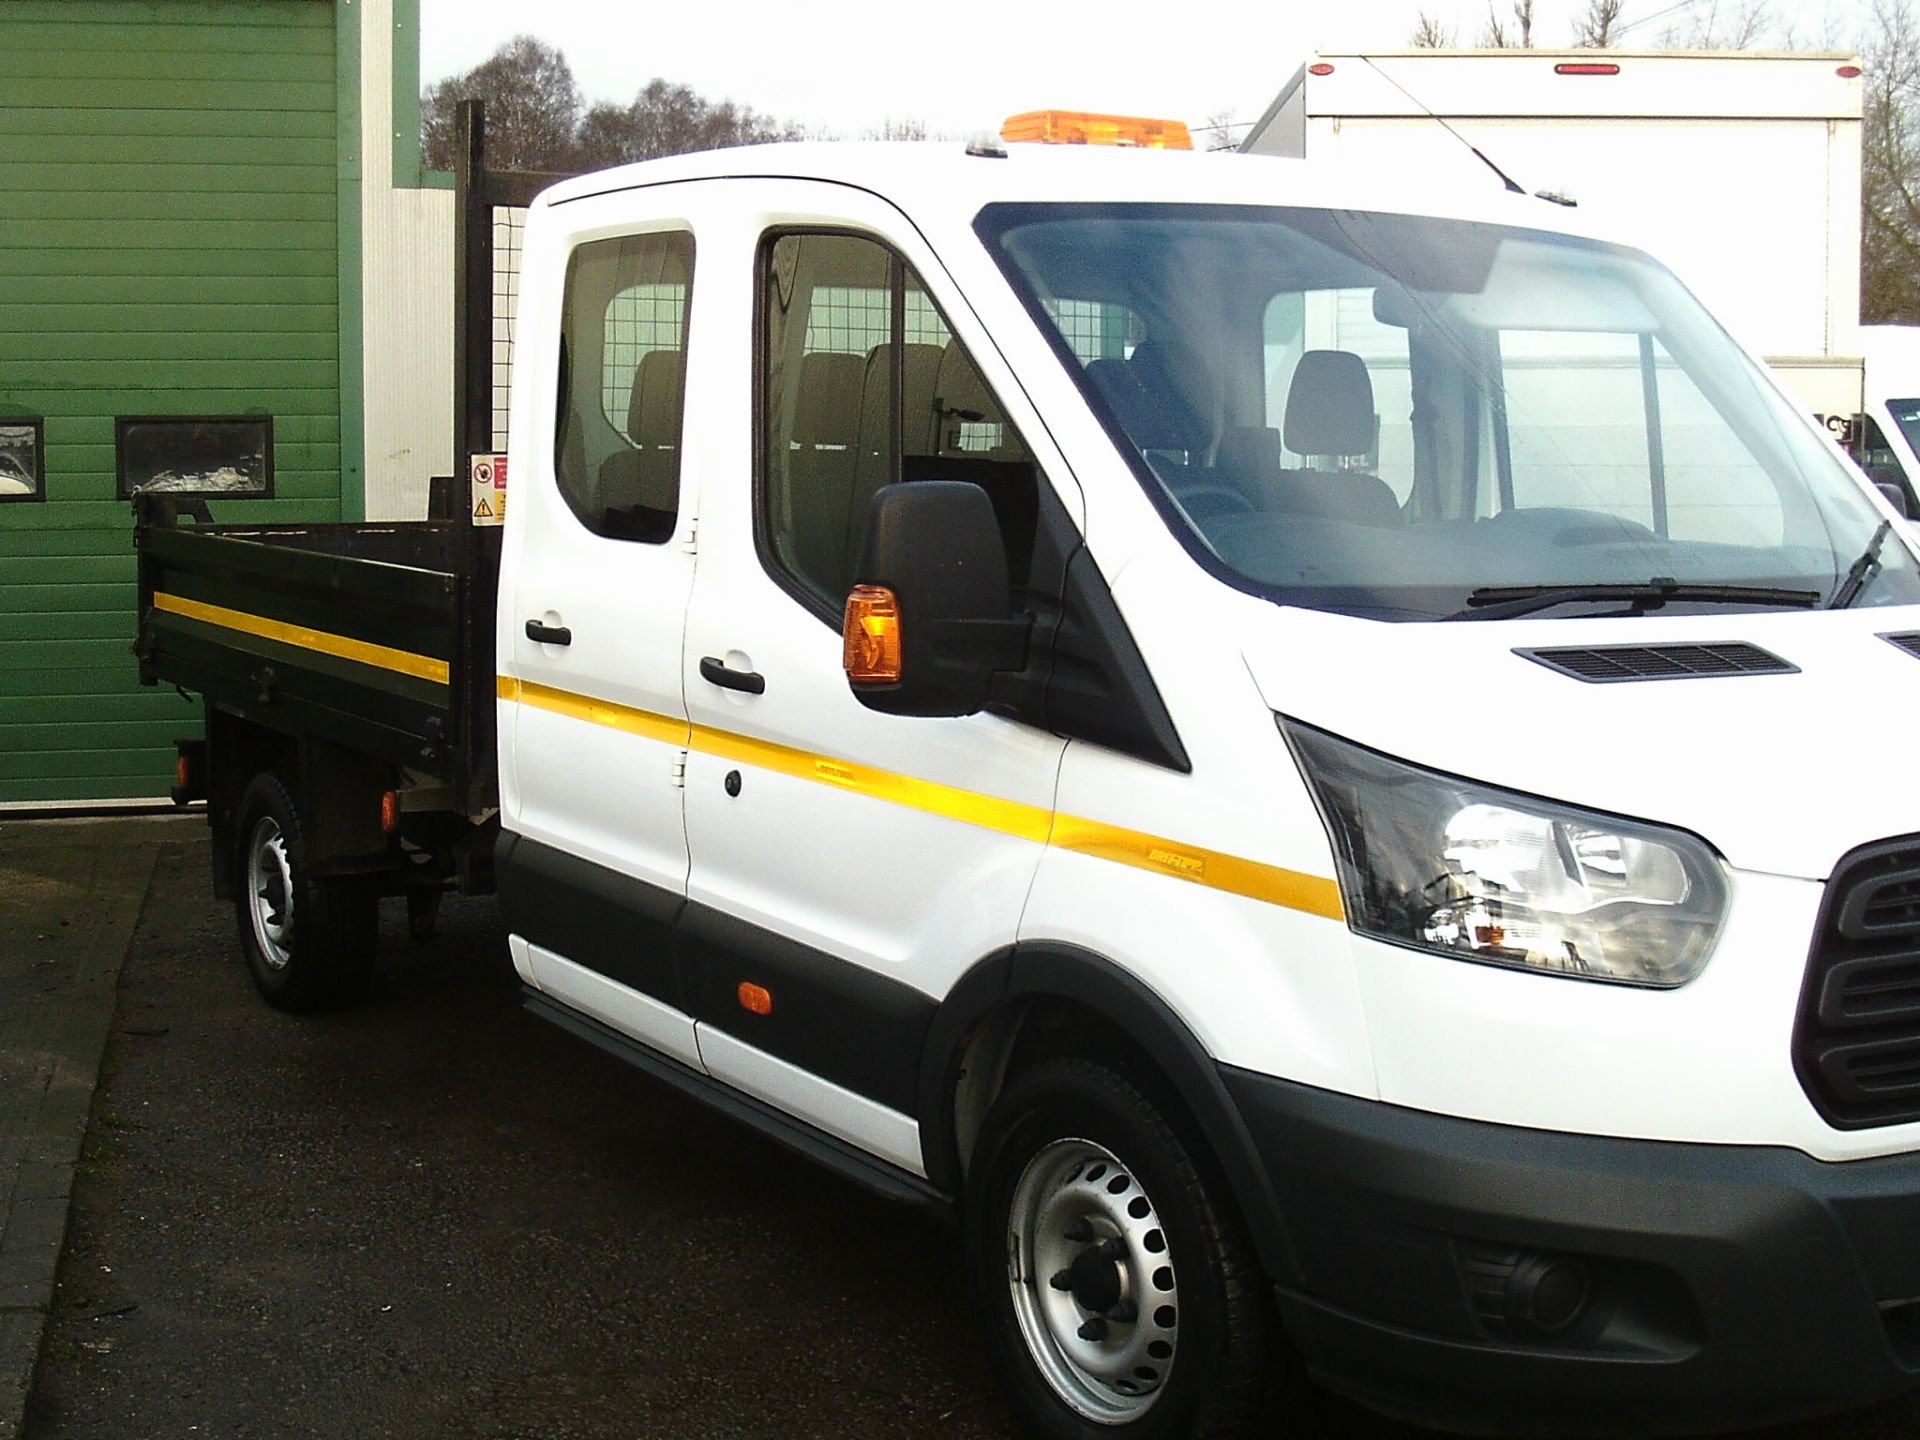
[965,1056,1284,1440]
[234,771,378,1011]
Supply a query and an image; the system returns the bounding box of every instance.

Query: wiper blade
[1452,579,1823,621]
[1828,519,1894,610]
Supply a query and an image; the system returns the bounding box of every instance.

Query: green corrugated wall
[0,0,348,803]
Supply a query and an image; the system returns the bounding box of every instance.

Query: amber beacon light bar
[1000,110,1194,149]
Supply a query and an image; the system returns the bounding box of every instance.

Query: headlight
[1283,718,1726,987]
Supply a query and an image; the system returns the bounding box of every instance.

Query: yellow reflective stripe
[687,720,1056,844]
[152,591,450,686]
[497,675,691,746]
[1048,814,1345,920]
[494,676,1341,920]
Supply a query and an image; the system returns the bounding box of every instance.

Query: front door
[679,193,1079,1173]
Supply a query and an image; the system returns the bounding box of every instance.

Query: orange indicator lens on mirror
[737,982,773,1016]
[843,585,903,684]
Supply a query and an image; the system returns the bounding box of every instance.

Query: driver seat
[1277,350,1401,526]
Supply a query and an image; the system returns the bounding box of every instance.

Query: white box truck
[1241,50,1867,440]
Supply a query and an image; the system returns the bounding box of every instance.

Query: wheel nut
[1063,1222,1092,1244]
[1078,1317,1108,1342]
[1098,1237,1127,1260]
[1049,1269,1074,1291]
[1108,1300,1137,1323]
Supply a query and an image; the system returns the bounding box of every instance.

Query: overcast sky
[418,0,1869,144]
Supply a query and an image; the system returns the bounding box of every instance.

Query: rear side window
[554,230,693,544]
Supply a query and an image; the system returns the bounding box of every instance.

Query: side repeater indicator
[843,585,903,684]
[737,982,774,1016]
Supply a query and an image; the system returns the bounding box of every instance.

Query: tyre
[966,1056,1282,1440]
[234,770,379,1011]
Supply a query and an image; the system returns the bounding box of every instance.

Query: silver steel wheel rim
[246,814,295,972]
[1006,1137,1179,1425]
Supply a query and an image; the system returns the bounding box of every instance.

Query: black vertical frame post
[1640,332,1670,539]
[453,99,493,476]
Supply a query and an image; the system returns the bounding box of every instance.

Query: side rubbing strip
[498,675,692,746]
[1049,815,1344,919]
[688,721,1055,844]
[494,677,1342,921]
[153,592,450,686]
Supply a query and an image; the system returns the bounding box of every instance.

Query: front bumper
[1223,1065,1920,1436]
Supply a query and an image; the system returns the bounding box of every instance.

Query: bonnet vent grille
[1515,642,1796,683]
[1881,633,1920,662]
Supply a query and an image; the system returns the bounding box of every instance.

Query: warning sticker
[469,454,507,527]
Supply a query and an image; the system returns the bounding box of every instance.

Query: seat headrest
[791,351,863,447]
[1129,343,1211,452]
[935,345,1003,423]
[1213,426,1282,483]
[1284,350,1376,457]
[627,349,685,446]
[1083,356,1200,453]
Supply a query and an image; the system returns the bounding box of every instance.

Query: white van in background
[1860,325,1920,515]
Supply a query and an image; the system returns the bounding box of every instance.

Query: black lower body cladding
[1223,1066,1920,1436]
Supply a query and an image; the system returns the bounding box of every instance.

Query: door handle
[700,656,765,695]
[525,619,572,646]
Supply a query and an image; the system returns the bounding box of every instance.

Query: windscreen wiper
[1827,520,1893,610]
[1451,579,1823,621]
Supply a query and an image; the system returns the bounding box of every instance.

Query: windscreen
[981,203,1920,620]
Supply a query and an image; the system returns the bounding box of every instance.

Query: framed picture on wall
[0,419,43,501]
[116,416,273,499]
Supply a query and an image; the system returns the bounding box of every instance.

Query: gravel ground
[22,838,1920,1440]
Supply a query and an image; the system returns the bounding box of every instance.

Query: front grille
[1796,836,1920,1128]
[1516,642,1796,684]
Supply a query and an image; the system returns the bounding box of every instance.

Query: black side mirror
[1868,471,1915,519]
[843,481,1029,717]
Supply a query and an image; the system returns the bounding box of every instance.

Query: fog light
[1461,1245,1591,1337]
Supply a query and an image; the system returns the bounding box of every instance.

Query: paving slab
[0,815,196,1440]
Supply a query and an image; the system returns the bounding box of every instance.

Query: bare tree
[862,117,933,141]
[572,80,801,169]
[1658,0,1774,48]
[1573,0,1627,47]
[421,35,581,172]
[1864,0,1920,321]
[1410,11,1455,46]
[1197,108,1242,151]
[1480,0,1536,47]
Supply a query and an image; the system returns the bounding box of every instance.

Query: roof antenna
[1359,55,1575,206]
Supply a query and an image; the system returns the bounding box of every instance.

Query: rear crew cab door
[496,197,703,1067]
[678,182,1082,1173]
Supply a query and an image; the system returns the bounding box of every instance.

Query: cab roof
[532,139,1638,252]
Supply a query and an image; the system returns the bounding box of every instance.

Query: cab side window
[554,230,694,544]
[759,232,1036,614]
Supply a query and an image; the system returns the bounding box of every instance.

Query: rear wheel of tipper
[234,771,379,1011]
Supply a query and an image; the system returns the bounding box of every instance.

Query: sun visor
[1440,239,1658,333]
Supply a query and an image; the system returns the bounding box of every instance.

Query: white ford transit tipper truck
[138,130,1920,1440]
